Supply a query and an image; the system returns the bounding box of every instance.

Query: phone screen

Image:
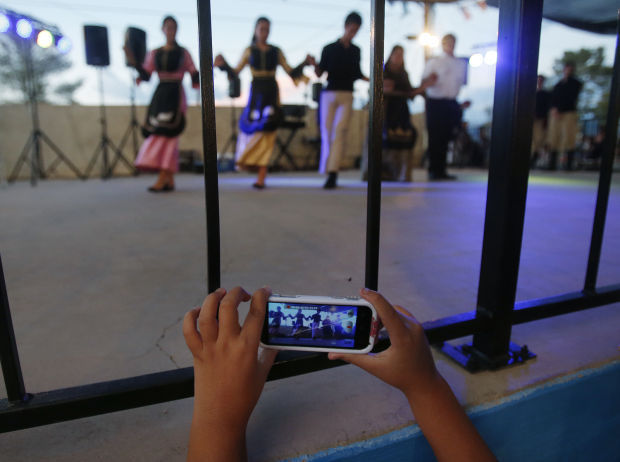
[263,302,372,350]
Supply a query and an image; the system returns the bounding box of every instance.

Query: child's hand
[329,288,440,401]
[184,287,277,461]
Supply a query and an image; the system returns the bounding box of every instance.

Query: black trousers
[425,98,461,176]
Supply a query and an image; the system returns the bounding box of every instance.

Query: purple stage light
[0,13,9,33]
[16,18,33,38]
[57,36,72,53]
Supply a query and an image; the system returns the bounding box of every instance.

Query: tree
[552,47,613,123]
[0,35,82,104]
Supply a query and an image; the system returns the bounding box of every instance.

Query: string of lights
[0,6,71,52]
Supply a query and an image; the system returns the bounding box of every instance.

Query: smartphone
[260,294,379,354]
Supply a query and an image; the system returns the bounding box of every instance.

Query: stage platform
[0,169,619,461]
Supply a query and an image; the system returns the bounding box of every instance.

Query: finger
[360,288,408,342]
[218,286,251,338]
[328,351,381,376]
[393,304,418,322]
[242,287,271,347]
[257,347,278,382]
[198,288,226,342]
[182,307,202,356]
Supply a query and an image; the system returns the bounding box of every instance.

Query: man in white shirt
[422,34,468,180]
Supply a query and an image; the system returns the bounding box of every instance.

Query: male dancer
[315,11,369,189]
[422,34,468,181]
[547,62,582,170]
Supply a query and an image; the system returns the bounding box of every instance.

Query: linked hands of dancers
[213,53,226,69]
[305,54,316,67]
[184,286,278,462]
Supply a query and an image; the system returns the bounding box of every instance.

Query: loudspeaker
[229,75,241,98]
[312,82,322,103]
[124,27,146,67]
[84,25,110,67]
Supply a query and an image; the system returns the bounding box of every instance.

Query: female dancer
[214,17,313,189]
[382,45,431,181]
[125,16,199,192]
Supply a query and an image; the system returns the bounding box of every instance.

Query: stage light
[484,50,497,66]
[419,32,439,48]
[37,29,53,48]
[57,36,72,53]
[16,18,33,38]
[469,53,483,68]
[0,13,10,33]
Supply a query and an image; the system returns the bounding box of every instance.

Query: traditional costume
[220,45,307,168]
[382,66,417,181]
[134,44,199,172]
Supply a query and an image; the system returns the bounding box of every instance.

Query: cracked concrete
[155,316,184,369]
[1,169,619,461]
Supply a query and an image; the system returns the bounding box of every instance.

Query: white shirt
[423,53,467,100]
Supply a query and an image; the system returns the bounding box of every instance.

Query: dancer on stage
[382,45,431,181]
[421,33,469,181]
[125,16,199,192]
[214,17,314,189]
[315,11,368,189]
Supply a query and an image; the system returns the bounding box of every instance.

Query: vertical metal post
[584,12,620,291]
[365,0,385,291]
[97,69,110,178]
[472,0,543,366]
[196,0,221,292]
[23,42,40,186]
[0,256,28,403]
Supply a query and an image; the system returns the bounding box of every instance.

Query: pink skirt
[135,135,179,172]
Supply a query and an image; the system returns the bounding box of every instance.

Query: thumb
[328,352,379,376]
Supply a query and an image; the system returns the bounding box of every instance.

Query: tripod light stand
[8,40,84,185]
[112,70,141,172]
[84,67,136,179]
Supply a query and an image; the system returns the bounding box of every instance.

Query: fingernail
[361,288,372,294]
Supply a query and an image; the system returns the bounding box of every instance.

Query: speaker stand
[221,100,239,155]
[112,71,141,175]
[84,68,136,179]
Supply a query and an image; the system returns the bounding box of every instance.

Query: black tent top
[486,0,618,35]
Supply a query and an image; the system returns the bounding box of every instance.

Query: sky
[1,0,617,126]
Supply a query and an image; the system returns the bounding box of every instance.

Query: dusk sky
[1,0,616,125]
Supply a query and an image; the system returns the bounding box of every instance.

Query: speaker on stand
[115,27,146,166]
[83,25,136,179]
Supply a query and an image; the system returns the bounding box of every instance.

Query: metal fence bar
[364,0,385,291]
[584,12,620,291]
[0,255,27,403]
[197,0,221,292]
[472,0,543,366]
[3,283,618,433]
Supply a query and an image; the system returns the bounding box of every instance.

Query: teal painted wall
[289,361,620,462]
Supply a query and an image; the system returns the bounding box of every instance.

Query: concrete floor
[0,169,619,461]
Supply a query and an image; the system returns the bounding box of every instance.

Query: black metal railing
[1,0,619,433]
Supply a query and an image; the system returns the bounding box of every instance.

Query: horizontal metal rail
[1,283,617,433]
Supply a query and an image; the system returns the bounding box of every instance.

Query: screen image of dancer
[263,302,369,349]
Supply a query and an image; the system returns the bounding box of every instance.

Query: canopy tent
[486,0,618,34]
[394,1,619,35]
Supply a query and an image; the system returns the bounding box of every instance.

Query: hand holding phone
[328,288,439,398]
[183,287,277,461]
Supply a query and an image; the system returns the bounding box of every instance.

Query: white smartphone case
[260,294,379,354]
